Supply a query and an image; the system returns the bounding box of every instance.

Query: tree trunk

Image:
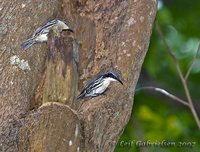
[0,0,157,152]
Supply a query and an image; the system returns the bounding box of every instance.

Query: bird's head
[103,70,123,85]
[57,20,74,33]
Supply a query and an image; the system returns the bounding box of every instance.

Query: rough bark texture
[0,0,157,152]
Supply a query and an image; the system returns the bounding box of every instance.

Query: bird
[21,19,74,50]
[77,69,123,101]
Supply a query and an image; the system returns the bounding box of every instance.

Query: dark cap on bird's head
[103,68,123,85]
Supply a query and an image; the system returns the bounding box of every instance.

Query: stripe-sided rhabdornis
[21,19,74,50]
[77,69,123,101]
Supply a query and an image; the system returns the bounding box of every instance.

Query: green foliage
[115,0,200,151]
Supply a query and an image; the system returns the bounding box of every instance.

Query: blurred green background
[115,0,200,151]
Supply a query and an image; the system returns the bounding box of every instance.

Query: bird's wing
[32,19,58,37]
[77,74,104,99]
[85,75,104,94]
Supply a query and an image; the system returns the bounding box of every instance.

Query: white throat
[102,77,117,88]
[58,20,70,30]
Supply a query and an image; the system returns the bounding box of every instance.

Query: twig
[156,22,200,129]
[177,64,200,128]
[156,21,177,62]
[136,86,189,107]
[185,42,200,80]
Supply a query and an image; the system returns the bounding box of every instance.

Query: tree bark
[0,0,157,152]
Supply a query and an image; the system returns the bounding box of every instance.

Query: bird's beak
[116,78,123,85]
[64,29,74,33]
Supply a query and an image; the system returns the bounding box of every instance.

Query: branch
[155,21,177,62]
[136,86,189,107]
[156,22,200,129]
[185,42,200,80]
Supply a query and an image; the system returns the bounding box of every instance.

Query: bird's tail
[21,38,36,50]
